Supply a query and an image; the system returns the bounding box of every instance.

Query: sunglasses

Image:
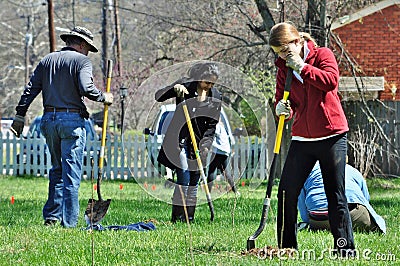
[272,45,289,54]
[271,40,297,54]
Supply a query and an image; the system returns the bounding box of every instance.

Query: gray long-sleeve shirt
[16,47,105,116]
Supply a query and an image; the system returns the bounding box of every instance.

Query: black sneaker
[340,249,358,258]
[44,219,58,226]
[332,248,358,259]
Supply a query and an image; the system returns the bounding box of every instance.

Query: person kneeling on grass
[297,162,386,234]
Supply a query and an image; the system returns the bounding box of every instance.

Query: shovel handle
[180,97,215,221]
[99,60,113,170]
[273,69,293,154]
[97,59,113,201]
[246,69,293,250]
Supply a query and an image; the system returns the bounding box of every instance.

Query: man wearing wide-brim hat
[10,25,113,228]
[60,26,99,53]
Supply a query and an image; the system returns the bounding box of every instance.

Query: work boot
[44,219,58,226]
[171,204,184,223]
[185,186,198,222]
[171,184,187,223]
[186,205,196,223]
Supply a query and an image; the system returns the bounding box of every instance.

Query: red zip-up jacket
[274,41,349,138]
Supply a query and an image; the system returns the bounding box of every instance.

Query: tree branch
[330,31,399,149]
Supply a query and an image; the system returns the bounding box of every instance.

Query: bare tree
[0,0,49,121]
[348,125,379,178]
[0,0,385,132]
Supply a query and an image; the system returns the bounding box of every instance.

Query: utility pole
[47,0,56,52]
[320,0,327,47]
[114,0,122,77]
[25,15,32,85]
[102,0,109,78]
[72,0,76,26]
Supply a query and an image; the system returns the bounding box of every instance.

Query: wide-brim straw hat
[60,26,98,53]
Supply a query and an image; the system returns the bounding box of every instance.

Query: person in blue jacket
[298,162,386,234]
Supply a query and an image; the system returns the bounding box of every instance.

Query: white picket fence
[1,132,271,180]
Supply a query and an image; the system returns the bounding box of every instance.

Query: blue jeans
[40,112,86,228]
[172,146,200,206]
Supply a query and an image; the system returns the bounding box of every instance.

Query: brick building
[331,0,400,101]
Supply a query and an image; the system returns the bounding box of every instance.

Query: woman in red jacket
[269,22,355,256]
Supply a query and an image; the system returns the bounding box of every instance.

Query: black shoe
[44,219,58,226]
[339,249,357,258]
[331,248,357,258]
[186,205,196,223]
[171,204,184,223]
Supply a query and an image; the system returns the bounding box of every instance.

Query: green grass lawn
[0,175,399,265]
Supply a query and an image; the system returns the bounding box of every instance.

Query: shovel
[180,96,215,221]
[84,59,113,225]
[247,69,293,250]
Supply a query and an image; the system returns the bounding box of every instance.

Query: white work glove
[10,115,25,138]
[173,84,189,98]
[275,99,291,119]
[286,51,305,73]
[199,147,209,166]
[103,92,114,105]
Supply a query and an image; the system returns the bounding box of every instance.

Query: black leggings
[277,133,355,251]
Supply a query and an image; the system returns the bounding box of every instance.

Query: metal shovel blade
[84,198,111,225]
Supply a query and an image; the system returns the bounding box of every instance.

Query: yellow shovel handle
[99,60,113,169]
[273,69,293,154]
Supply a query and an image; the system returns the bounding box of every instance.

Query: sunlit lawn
[0,174,399,265]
